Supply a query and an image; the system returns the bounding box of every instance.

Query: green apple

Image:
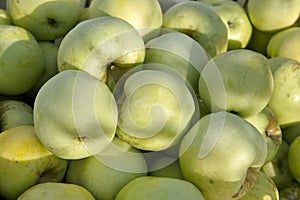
[0,100,33,132]
[179,111,268,199]
[0,125,68,200]
[0,8,11,25]
[198,49,274,118]
[65,137,147,200]
[288,135,300,184]
[198,0,252,50]
[17,182,95,200]
[144,31,210,94]
[247,0,300,31]
[8,0,82,41]
[162,1,228,57]
[115,176,205,200]
[57,16,145,82]
[282,123,300,145]
[0,25,44,96]
[267,57,300,126]
[114,65,196,151]
[33,70,118,159]
[267,27,300,62]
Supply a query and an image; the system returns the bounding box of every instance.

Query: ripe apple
[17,182,95,200]
[198,49,274,118]
[247,0,300,31]
[267,57,300,126]
[179,111,268,199]
[162,1,228,57]
[0,8,11,25]
[288,135,300,184]
[0,100,33,132]
[57,16,145,82]
[0,125,68,200]
[115,176,205,200]
[267,27,300,62]
[198,0,252,50]
[88,0,163,40]
[8,0,82,41]
[33,70,118,159]
[0,25,44,96]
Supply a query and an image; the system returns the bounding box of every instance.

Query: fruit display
[0,0,300,199]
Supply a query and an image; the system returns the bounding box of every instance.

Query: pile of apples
[0,0,300,199]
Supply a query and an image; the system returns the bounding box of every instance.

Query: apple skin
[162,1,228,57]
[247,0,300,31]
[198,49,274,118]
[8,0,82,41]
[17,182,95,200]
[0,8,12,25]
[288,135,300,184]
[267,27,300,62]
[57,16,145,82]
[0,126,68,200]
[267,57,300,126]
[0,25,44,96]
[33,70,118,159]
[179,111,268,200]
[115,176,205,200]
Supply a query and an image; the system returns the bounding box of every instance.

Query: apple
[267,57,300,126]
[267,27,300,62]
[65,136,148,200]
[247,0,300,31]
[0,8,11,25]
[114,64,196,151]
[115,176,205,200]
[0,25,44,96]
[198,0,252,50]
[288,135,300,184]
[0,100,33,132]
[179,111,268,199]
[57,16,146,82]
[0,125,68,200]
[17,182,95,200]
[198,49,274,118]
[162,1,228,57]
[8,0,82,41]
[88,0,163,41]
[33,70,118,159]
[77,7,90,23]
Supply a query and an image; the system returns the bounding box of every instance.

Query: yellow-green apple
[0,125,68,200]
[162,1,228,57]
[17,182,95,200]
[144,31,210,94]
[57,16,145,82]
[267,27,300,62]
[247,0,300,31]
[65,137,147,200]
[0,25,44,95]
[0,8,11,25]
[198,49,274,118]
[288,136,300,184]
[8,0,82,41]
[179,111,268,200]
[198,0,252,50]
[267,57,300,126]
[158,0,189,13]
[261,140,294,190]
[0,100,33,132]
[279,180,300,200]
[114,65,196,151]
[115,176,205,200]
[88,0,162,41]
[33,70,118,159]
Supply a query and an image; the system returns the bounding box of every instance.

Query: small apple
[17,182,95,200]
[0,25,44,96]
[57,16,146,82]
[0,8,11,25]
[162,1,228,57]
[267,57,300,126]
[0,125,68,200]
[33,70,118,159]
[247,0,300,31]
[115,176,205,200]
[267,27,300,62]
[288,135,300,184]
[179,111,268,199]
[198,49,274,118]
[8,0,82,41]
